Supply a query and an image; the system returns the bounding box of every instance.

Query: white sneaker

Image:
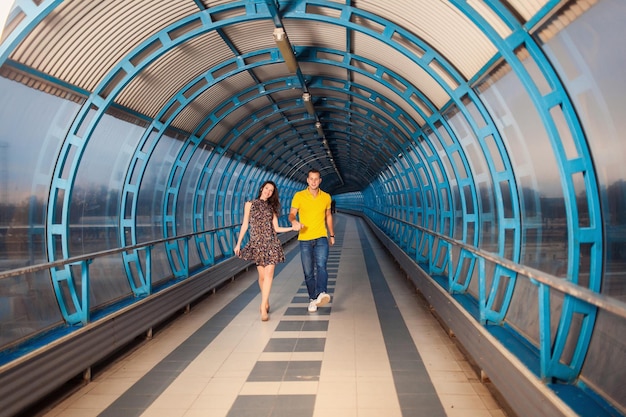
[316,292,331,307]
[308,300,318,312]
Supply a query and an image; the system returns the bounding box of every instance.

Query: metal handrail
[371,209,626,320]
[0,224,238,281]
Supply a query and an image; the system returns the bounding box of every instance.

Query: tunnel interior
[0,1,625,416]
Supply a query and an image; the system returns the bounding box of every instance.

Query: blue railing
[367,209,626,384]
[0,224,245,352]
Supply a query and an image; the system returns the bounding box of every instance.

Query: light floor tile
[435,381,478,395]
[439,393,490,410]
[313,408,357,417]
[445,409,493,417]
[238,381,282,395]
[200,377,246,396]
[148,394,198,410]
[278,381,319,395]
[183,409,229,417]
[356,407,403,417]
[191,393,238,409]
[38,218,508,417]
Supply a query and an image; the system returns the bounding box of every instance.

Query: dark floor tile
[397,393,446,416]
[302,321,329,331]
[393,372,438,394]
[264,338,298,352]
[284,361,322,381]
[275,320,329,332]
[284,307,331,316]
[274,394,316,409]
[275,320,305,331]
[226,395,315,417]
[389,359,427,371]
[270,409,312,417]
[229,394,276,409]
[294,338,326,352]
[247,361,288,382]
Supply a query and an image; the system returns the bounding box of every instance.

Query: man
[289,169,335,312]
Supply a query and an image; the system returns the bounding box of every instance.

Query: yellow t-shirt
[291,188,331,240]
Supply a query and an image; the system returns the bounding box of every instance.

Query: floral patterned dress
[239,199,285,266]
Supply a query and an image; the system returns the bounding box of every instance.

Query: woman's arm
[273,214,295,233]
[234,201,252,256]
[288,207,303,230]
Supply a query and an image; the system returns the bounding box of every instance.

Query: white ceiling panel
[353,0,498,80]
[351,30,449,109]
[506,0,551,22]
[172,70,256,133]
[10,0,198,92]
[118,31,235,119]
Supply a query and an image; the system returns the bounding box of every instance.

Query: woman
[234,181,295,321]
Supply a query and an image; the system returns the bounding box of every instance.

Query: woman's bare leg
[258,264,275,320]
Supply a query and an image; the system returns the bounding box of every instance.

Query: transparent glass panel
[137,132,184,284]
[544,0,626,296]
[70,111,146,308]
[543,0,626,409]
[0,77,81,347]
[0,77,79,269]
[177,144,210,269]
[479,65,567,277]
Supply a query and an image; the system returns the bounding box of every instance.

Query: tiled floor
[41,215,507,417]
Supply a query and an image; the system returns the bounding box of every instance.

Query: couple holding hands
[234,169,335,321]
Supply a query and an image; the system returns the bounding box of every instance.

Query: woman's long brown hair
[257,180,281,216]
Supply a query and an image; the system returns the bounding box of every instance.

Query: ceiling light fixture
[273,27,298,73]
[315,121,325,138]
[303,93,315,116]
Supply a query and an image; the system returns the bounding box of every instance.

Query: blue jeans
[299,237,329,300]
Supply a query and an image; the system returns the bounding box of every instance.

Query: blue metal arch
[190,101,313,260]
[301,53,509,319]
[2,3,560,386]
[0,0,63,66]
[185,93,429,260]
[281,9,520,320]
[118,56,308,282]
[450,0,603,383]
[145,52,438,264]
[33,4,279,322]
[3,0,469,322]
[283,1,524,330]
[190,104,318,261]
[300,64,465,245]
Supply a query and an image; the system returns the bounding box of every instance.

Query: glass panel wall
[137,131,185,284]
[0,75,81,348]
[70,111,147,307]
[542,0,626,410]
[478,66,567,277]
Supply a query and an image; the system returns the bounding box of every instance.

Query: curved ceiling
[1,0,552,194]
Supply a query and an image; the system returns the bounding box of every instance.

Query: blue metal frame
[450,0,603,383]
[283,6,517,314]
[139,51,449,265]
[1,0,604,388]
[49,9,267,321]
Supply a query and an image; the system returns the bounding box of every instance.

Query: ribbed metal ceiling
[2,0,561,194]
[10,0,198,91]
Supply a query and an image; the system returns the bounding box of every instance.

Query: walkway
[41,214,507,417]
